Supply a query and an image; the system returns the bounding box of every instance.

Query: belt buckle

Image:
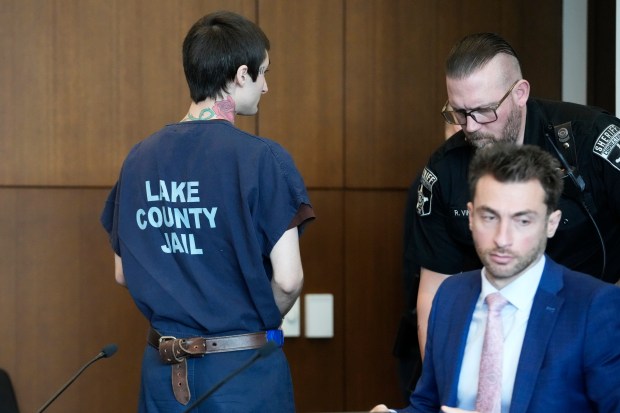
[159,335,176,344]
[158,335,186,364]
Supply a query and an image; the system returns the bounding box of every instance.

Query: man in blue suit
[372,144,620,413]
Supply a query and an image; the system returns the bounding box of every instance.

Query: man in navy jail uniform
[101,11,314,413]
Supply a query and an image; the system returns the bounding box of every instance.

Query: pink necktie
[476,292,509,413]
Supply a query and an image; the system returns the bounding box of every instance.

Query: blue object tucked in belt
[266,329,284,346]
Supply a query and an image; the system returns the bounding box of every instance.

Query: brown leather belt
[147,327,269,405]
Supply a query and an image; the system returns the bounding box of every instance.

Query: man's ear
[467,202,474,230]
[514,79,530,107]
[235,65,249,86]
[546,209,562,238]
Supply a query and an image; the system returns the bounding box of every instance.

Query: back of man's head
[446,32,521,81]
[183,11,270,103]
[468,144,564,214]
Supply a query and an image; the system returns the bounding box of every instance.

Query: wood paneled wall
[0,1,561,412]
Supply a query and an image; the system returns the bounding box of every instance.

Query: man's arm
[583,284,620,410]
[114,253,127,287]
[417,267,450,359]
[270,227,304,316]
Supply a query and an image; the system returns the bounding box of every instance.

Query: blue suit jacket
[400,257,620,413]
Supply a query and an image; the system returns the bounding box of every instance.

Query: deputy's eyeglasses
[441,80,520,125]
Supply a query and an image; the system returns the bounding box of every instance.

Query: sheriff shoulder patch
[416,167,438,216]
[593,124,620,172]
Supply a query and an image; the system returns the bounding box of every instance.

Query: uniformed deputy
[402,33,620,387]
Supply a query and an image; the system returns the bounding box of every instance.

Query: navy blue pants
[138,344,295,412]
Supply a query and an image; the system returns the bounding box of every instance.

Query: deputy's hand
[370,404,390,412]
[441,406,478,413]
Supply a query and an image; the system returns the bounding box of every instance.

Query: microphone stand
[37,344,118,413]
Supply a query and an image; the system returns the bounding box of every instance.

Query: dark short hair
[468,144,564,214]
[182,11,270,102]
[446,32,520,79]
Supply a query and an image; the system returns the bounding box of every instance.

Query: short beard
[466,105,522,149]
[476,229,547,282]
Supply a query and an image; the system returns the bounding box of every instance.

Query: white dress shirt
[456,255,545,413]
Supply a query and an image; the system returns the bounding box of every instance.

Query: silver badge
[557,127,570,143]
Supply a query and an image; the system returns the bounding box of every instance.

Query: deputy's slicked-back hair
[446,33,521,80]
[468,144,564,214]
[182,11,270,102]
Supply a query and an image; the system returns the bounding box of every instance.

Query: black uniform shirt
[410,98,620,283]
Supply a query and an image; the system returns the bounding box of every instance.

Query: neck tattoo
[185,108,216,121]
[213,95,236,123]
[183,96,236,123]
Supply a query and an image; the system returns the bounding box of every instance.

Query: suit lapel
[443,274,481,405]
[509,258,565,413]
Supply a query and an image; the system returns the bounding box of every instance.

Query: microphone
[37,343,118,413]
[183,341,278,413]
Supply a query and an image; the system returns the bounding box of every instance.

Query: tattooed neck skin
[182,95,236,123]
